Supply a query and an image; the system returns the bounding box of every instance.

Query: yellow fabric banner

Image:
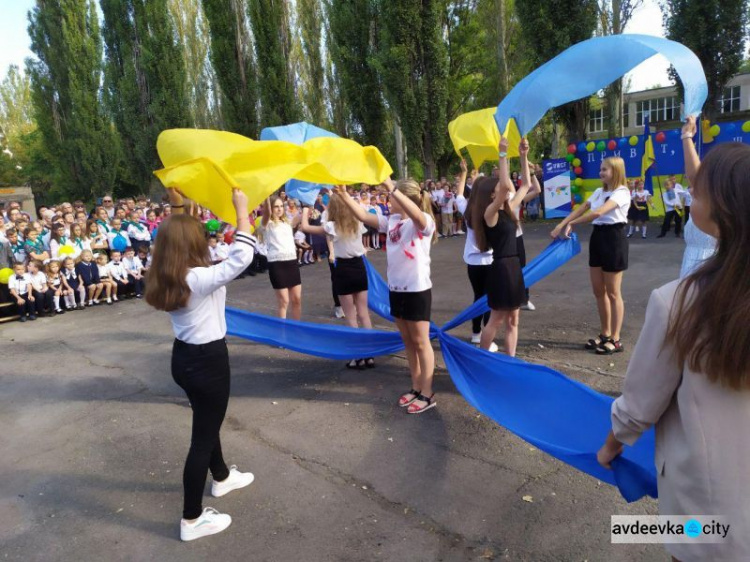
[448,108,522,167]
[154,129,393,225]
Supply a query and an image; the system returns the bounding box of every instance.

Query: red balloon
[567,144,577,154]
[655,132,666,143]
[223,231,234,244]
[607,140,617,150]
[574,166,583,175]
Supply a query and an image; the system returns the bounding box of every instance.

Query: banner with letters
[542,159,572,219]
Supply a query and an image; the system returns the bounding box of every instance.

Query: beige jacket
[612,280,750,561]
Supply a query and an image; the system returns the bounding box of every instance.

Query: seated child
[62,256,86,310]
[8,262,40,321]
[76,249,104,305]
[96,253,117,304]
[108,250,131,297]
[28,260,50,316]
[122,246,145,298]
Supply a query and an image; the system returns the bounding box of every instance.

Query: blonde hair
[395,179,437,242]
[602,157,627,192]
[327,193,360,238]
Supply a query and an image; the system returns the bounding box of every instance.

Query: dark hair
[464,177,515,252]
[666,143,750,389]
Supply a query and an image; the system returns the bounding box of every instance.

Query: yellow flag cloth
[154,129,393,225]
[448,108,521,167]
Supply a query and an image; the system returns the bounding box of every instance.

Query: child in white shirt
[28,260,50,316]
[96,253,117,304]
[122,247,145,298]
[108,250,131,298]
[8,262,39,321]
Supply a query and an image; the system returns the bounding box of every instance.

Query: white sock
[65,294,74,307]
[642,226,647,236]
[635,226,640,232]
[54,295,60,310]
[627,225,634,236]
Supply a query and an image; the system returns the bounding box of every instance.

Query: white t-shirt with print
[377,212,435,292]
[588,186,631,225]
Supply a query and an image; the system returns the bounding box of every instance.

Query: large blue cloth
[495,35,708,136]
[225,235,658,502]
[259,122,339,205]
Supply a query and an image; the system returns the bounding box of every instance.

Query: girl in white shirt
[96,253,117,304]
[627,179,656,239]
[300,193,375,369]
[340,178,438,414]
[86,219,109,254]
[145,188,257,542]
[551,156,631,355]
[262,195,302,320]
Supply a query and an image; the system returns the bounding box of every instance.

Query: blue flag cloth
[495,35,708,136]
[259,122,340,205]
[441,234,581,332]
[224,234,658,503]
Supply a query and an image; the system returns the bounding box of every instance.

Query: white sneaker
[489,342,499,353]
[521,301,536,311]
[211,465,255,498]
[334,306,345,319]
[471,333,481,344]
[180,507,232,541]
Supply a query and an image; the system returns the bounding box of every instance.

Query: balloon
[494,35,708,136]
[572,158,581,167]
[709,124,720,137]
[58,244,75,257]
[571,184,579,193]
[574,166,583,175]
[567,144,577,154]
[629,136,639,146]
[596,141,606,152]
[655,132,666,143]
[205,218,221,232]
[574,194,583,204]
[586,141,596,152]
[565,154,575,163]
[223,231,233,244]
[742,121,750,133]
[619,138,628,146]
[574,178,583,187]
[112,235,128,252]
[0,267,12,284]
[151,227,158,240]
[577,142,587,152]
[569,171,577,180]
[607,140,617,150]
[573,203,581,211]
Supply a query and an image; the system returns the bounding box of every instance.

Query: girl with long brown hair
[299,189,375,369]
[469,136,532,355]
[339,177,439,414]
[145,188,258,542]
[551,156,631,354]
[597,116,750,561]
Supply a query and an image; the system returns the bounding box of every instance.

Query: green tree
[298,0,326,126]
[0,65,39,187]
[662,0,749,120]
[168,0,220,129]
[377,0,449,179]
[516,0,599,142]
[201,0,259,137]
[248,0,301,126]
[101,0,190,193]
[27,0,120,200]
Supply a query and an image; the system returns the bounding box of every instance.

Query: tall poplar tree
[27,0,120,200]
[298,0,326,126]
[248,0,301,127]
[202,0,259,137]
[101,0,190,192]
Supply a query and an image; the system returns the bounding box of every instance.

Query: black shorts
[589,223,628,273]
[389,289,431,322]
[268,259,301,289]
[333,256,368,295]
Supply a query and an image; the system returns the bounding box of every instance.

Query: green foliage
[101,0,190,194]
[662,0,749,119]
[298,0,326,126]
[248,0,301,127]
[202,0,259,137]
[27,0,120,200]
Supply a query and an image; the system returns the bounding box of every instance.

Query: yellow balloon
[58,244,75,256]
[0,267,13,284]
[448,108,521,166]
[154,129,393,225]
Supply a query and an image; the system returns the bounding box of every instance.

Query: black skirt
[627,203,637,222]
[487,256,526,311]
[633,206,650,222]
[333,256,368,296]
[268,259,302,289]
[589,223,628,273]
[389,289,431,322]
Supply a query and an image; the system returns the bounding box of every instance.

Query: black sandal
[364,357,375,369]
[399,389,421,407]
[585,334,610,350]
[406,393,437,414]
[596,339,624,355]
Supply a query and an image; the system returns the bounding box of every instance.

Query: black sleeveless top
[485,212,518,260]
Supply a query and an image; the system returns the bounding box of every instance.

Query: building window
[636,97,678,126]
[623,102,629,128]
[718,85,741,114]
[588,107,604,133]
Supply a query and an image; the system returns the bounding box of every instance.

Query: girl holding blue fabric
[339,178,438,414]
[598,116,750,561]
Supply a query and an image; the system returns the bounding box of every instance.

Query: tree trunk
[394,119,407,179]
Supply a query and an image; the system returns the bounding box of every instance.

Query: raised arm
[335,185,380,229]
[681,116,700,185]
[385,177,428,231]
[509,138,533,211]
[166,188,185,215]
[485,137,511,227]
[261,197,271,227]
[523,162,542,203]
[455,159,468,198]
[299,207,325,235]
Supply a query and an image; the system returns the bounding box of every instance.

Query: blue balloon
[619,137,628,146]
[495,35,708,136]
[151,227,158,240]
[574,193,583,204]
[112,234,128,252]
[260,122,339,205]
[577,142,587,152]
[570,171,577,180]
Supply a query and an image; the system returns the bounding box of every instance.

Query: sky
[0,0,672,92]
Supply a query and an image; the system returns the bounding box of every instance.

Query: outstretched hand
[682,115,697,138]
[231,187,248,211]
[519,137,529,157]
[459,158,467,173]
[499,135,509,153]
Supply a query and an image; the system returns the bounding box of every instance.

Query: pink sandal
[406,393,436,414]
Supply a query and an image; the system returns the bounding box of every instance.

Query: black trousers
[467,264,491,335]
[16,292,43,316]
[684,206,691,225]
[328,260,341,307]
[127,274,145,295]
[660,210,683,236]
[516,235,530,304]
[172,338,231,520]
